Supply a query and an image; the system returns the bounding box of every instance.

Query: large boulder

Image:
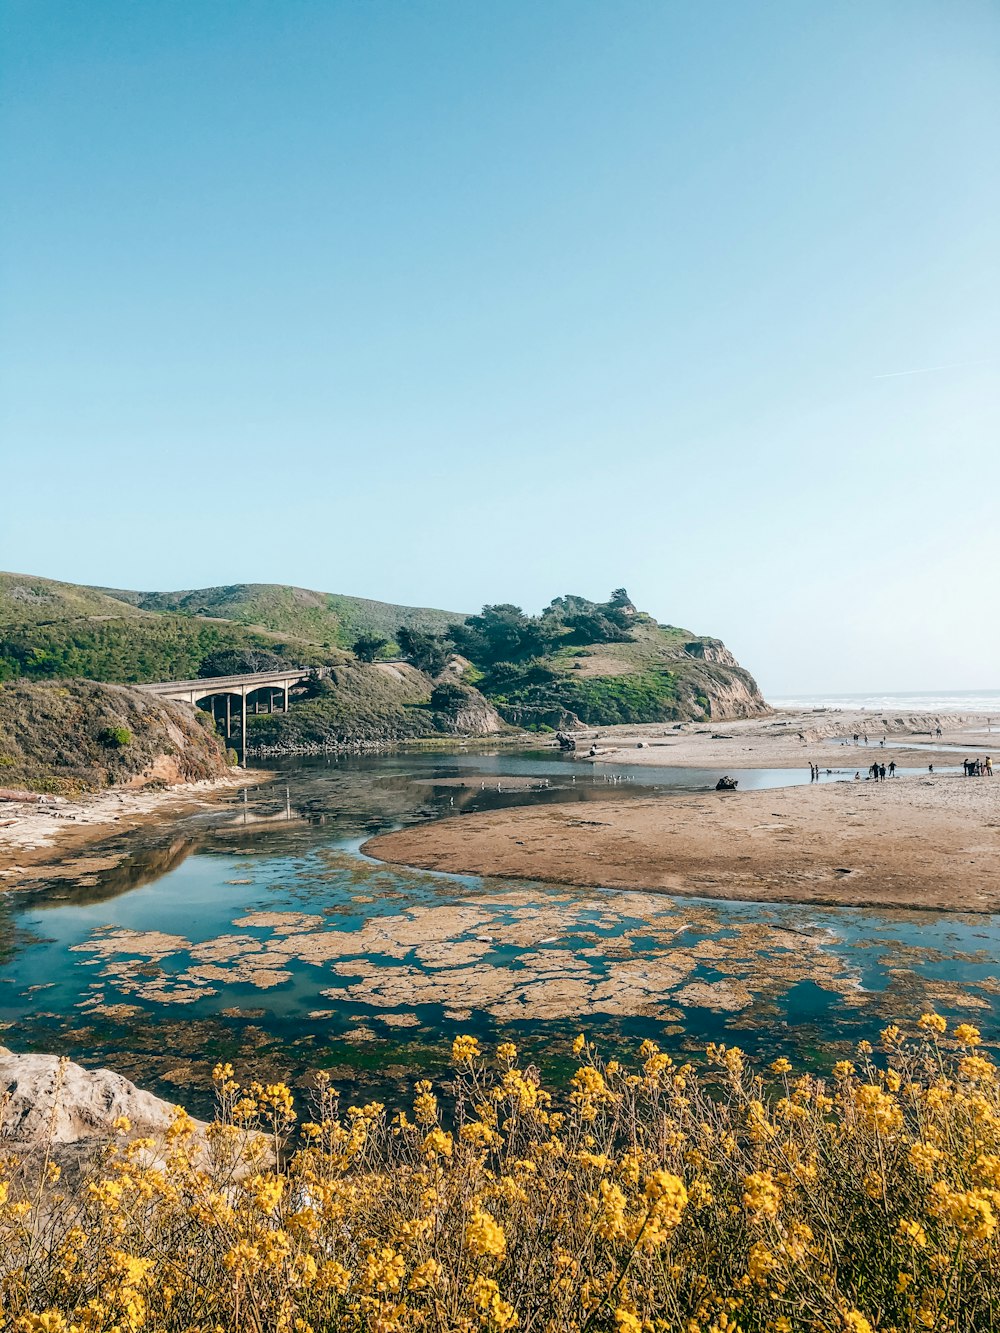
[0,1049,272,1183]
[0,1049,198,1150]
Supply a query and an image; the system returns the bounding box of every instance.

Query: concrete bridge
[139,668,312,764]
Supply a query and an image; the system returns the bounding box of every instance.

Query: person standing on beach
[878,763,887,781]
[888,760,896,777]
[986,757,993,776]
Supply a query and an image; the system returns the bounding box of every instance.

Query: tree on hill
[449,604,556,667]
[352,634,389,663]
[396,627,450,676]
[541,591,634,644]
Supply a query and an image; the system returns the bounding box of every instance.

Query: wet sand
[364,773,1000,914]
[0,772,267,888]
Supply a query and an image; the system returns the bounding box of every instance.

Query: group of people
[963,756,993,776]
[863,760,895,781]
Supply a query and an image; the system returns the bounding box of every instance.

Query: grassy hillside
[0,573,335,684]
[0,678,231,793]
[0,573,456,684]
[246,662,436,750]
[98,582,463,649]
[0,575,766,733]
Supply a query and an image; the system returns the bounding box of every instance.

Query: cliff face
[676,639,768,719]
[0,679,232,794]
[673,658,769,720]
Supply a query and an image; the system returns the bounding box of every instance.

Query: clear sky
[1,1,997,696]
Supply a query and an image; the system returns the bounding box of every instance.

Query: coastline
[554,707,996,771]
[0,770,269,888]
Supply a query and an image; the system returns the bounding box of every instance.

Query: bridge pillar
[226,694,231,739]
[283,683,290,712]
[241,686,247,768]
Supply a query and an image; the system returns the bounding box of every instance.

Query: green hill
[0,575,767,733]
[0,573,332,684]
[0,573,462,685]
[96,583,462,649]
[444,592,768,727]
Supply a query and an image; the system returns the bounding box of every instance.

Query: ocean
[769,689,1000,714]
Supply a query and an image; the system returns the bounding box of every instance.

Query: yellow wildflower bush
[2,1025,999,1330]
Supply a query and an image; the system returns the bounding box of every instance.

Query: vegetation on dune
[352,635,390,664]
[388,592,703,728]
[4,1020,999,1331]
[490,666,681,727]
[0,679,229,793]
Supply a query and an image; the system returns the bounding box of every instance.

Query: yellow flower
[959,1055,995,1083]
[842,1312,873,1333]
[897,1218,927,1247]
[451,1034,481,1064]
[408,1258,441,1291]
[929,1181,996,1241]
[421,1127,453,1158]
[743,1171,781,1219]
[770,1057,792,1075]
[917,1012,947,1035]
[953,1023,981,1045]
[909,1140,943,1176]
[361,1245,406,1293]
[614,1309,642,1333]
[466,1205,507,1259]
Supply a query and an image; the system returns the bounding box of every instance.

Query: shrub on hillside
[98,725,132,747]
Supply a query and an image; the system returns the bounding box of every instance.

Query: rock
[0,1049,269,1180]
[0,1049,200,1150]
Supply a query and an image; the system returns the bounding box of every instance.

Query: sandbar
[363,774,1000,913]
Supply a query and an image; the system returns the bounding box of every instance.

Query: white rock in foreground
[0,1048,203,1148]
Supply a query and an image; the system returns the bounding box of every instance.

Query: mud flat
[364,774,1000,913]
[0,772,267,888]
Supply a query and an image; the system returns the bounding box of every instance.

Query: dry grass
[3,1017,999,1331]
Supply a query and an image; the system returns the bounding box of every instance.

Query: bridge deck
[139,669,311,696]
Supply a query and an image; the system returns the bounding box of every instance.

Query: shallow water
[1,749,997,1112]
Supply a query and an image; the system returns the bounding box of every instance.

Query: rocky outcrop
[683,638,739,668]
[0,679,232,795]
[432,685,505,736]
[0,1049,270,1180]
[0,1049,197,1149]
[676,663,768,720]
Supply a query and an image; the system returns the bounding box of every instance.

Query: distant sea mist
[770,690,1000,714]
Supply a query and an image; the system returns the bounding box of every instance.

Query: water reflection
[2,748,996,1114]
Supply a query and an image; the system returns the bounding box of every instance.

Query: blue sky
[1,1,997,694]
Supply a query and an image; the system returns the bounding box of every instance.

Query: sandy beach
[558,707,997,772]
[364,709,1000,913]
[0,772,266,887]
